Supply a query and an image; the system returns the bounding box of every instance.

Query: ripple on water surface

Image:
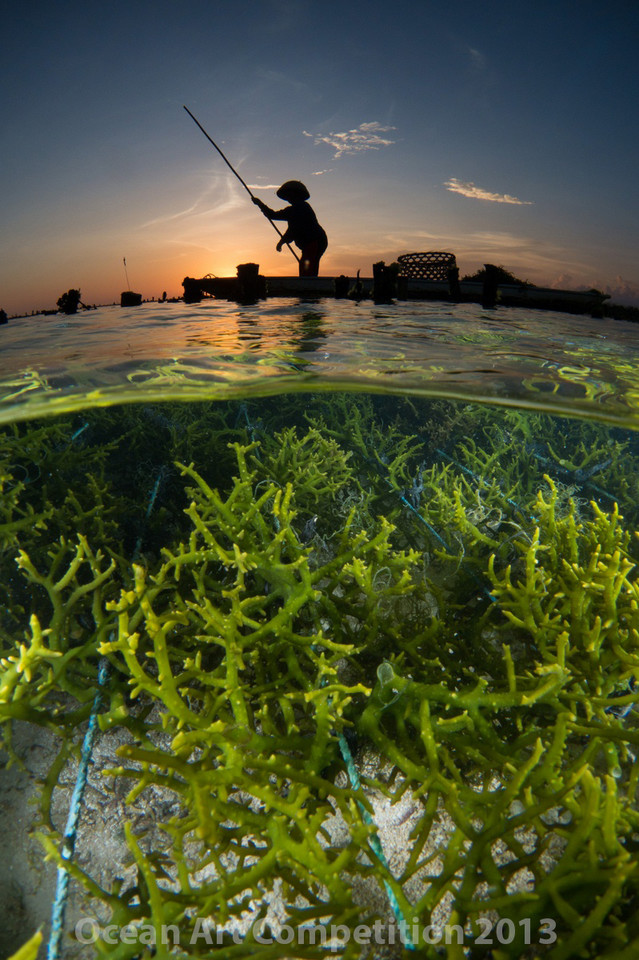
[1,298,639,425]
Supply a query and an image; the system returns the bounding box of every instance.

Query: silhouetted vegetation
[56,288,82,315]
[462,265,535,286]
[604,301,639,323]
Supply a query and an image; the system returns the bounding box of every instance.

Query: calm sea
[1,298,639,423]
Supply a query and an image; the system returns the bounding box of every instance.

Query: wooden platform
[182,275,608,316]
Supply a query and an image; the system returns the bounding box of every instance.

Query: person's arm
[276,226,295,251]
[252,198,289,221]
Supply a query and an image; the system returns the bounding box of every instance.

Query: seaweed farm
[3,301,639,959]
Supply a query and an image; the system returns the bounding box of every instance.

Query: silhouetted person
[253,181,327,277]
[0,309,7,325]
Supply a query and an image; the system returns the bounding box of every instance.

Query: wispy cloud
[611,275,639,294]
[254,68,310,92]
[444,178,533,205]
[246,184,281,191]
[140,176,246,229]
[599,275,639,307]
[468,46,487,71]
[303,121,397,158]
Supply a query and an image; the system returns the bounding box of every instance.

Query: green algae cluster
[3,394,639,959]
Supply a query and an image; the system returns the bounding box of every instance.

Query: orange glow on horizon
[4,230,633,318]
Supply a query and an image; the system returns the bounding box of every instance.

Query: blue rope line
[435,447,531,518]
[47,657,110,960]
[132,466,165,562]
[398,489,451,552]
[310,648,415,949]
[47,454,162,954]
[399,483,496,604]
[337,730,415,950]
[359,450,495,603]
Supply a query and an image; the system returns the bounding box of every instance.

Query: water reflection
[1,298,639,427]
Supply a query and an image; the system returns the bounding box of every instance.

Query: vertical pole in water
[236,262,265,303]
[482,263,499,308]
[372,261,399,304]
[447,264,461,302]
[123,257,131,290]
[334,275,349,298]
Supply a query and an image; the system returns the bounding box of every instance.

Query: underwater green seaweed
[3,397,639,959]
[488,478,639,710]
[6,930,43,960]
[253,425,355,508]
[31,439,418,955]
[355,473,639,956]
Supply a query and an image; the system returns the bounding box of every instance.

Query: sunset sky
[1,0,638,315]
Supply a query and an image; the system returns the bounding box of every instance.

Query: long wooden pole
[183,105,299,263]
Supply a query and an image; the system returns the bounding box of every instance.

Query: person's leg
[299,241,321,277]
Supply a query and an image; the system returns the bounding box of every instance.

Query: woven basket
[397,252,457,280]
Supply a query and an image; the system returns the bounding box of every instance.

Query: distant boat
[120,257,142,306]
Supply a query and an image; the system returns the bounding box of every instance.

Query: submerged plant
[359,478,639,956]
[2,396,639,959]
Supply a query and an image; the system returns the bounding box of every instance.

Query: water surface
[2,299,639,425]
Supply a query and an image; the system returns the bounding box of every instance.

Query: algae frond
[3,395,639,959]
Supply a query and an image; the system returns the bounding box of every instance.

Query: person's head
[277,180,310,203]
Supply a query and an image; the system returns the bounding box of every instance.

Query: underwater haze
[3,299,639,959]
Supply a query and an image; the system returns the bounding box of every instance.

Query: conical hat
[276,180,310,201]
